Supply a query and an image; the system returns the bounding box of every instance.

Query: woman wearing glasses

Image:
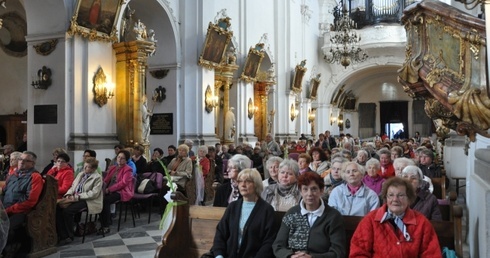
[211,169,276,258]
[350,177,441,257]
[213,154,251,207]
[56,157,103,245]
[47,153,75,199]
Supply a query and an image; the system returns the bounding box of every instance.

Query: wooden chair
[132,172,164,224]
[431,175,446,199]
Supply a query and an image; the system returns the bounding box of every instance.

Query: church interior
[0,0,490,257]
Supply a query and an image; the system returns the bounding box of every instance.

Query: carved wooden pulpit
[398,0,489,141]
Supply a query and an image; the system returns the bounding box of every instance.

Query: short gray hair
[266,156,283,168]
[229,154,251,171]
[198,145,208,154]
[238,169,263,197]
[279,159,299,177]
[402,165,424,181]
[365,158,380,169]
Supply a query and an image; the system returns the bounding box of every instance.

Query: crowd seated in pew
[155,188,463,258]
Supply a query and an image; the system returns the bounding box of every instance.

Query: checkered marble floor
[44,211,163,258]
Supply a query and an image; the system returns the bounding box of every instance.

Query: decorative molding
[33,39,58,56]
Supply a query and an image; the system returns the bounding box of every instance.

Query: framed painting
[198,18,233,69]
[240,43,265,82]
[309,73,321,100]
[67,0,124,42]
[291,60,307,93]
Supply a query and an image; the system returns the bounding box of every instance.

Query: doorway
[380,101,408,140]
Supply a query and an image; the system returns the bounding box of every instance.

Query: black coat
[212,198,276,258]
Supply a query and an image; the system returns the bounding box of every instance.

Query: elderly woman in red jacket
[349,177,442,258]
[98,150,134,235]
[47,153,75,199]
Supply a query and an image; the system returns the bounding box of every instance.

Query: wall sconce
[330,113,337,125]
[152,85,166,102]
[308,109,316,123]
[205,85,219,113]
[31,66,52,89]
[290,103,299,121]
[247,98,256,119]
[93,67,114,107]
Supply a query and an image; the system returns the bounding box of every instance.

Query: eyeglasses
[19,159,34,163]
[387,193,407,200]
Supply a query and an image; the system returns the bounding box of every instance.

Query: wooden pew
[26,175,58,257]
[432,175,447,199]
[155,193,463,258]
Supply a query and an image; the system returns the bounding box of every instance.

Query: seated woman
[355,149,369,168]
[167,144,193,193]
[211,169,276,257]
[350,177,442,257]
[263,156,283,188]
[328,161,379,216]
[47,153,75,199]
[401,165,442,220]
[5,151,22,176]
[145,148,165,173]
[42,147,67,175]
[261,159,301,212]
[323,156,346,197]
[273,172,346,258]
[362,158,385,195]
[56,157,103,244]
[98,150,134,235]
[298,153,312,174]
[213,154,251,207]
[131,145,147,175]
[308,147,329,176]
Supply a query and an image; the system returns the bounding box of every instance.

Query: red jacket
[104,164,134,202]
[199,157,210,177]
[377,163,395,179]
[349,204,442,258]
[47,165,75,199]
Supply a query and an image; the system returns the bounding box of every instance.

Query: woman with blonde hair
[211,169,276,257]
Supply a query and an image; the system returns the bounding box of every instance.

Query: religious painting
[198,18,233,69]
[240,43,265,82]
[309,74,321,100]
[67,0,124,42]
[291,60,307,93]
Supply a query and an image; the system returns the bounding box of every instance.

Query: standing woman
[98,150,134,235]
[56,158,103,244]
[213,154,251,207]
[211,169,276,258]
[47,153,75,199]
[350,177,442,257]
[274,172,346,258]
[197,146,210,178]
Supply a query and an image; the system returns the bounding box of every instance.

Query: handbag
[137,173,157,194]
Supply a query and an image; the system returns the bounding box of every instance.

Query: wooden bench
[155,193,463,257]
[26,175,58,257]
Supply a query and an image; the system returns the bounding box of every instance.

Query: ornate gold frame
[240,43,265,82]
[247,98,255,119]
[198,18,233,69]
[33,39,58,56]
[309,74,321,100]
[204,85,215,113]
[67,0,124,43]
[291,60,307,93]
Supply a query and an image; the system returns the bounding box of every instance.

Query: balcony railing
[337,0,419,29]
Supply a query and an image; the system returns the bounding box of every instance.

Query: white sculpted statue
[141,96,152,143]
[224,107,236,140]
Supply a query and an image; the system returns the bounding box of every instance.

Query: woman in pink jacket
[349,177,442,258]
[47,153,75,199]
[98,150,134,235]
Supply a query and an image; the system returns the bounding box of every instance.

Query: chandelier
[324,2,368,68]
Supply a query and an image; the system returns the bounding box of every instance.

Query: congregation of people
[0,130,448,257]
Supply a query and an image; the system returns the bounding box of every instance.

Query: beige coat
[65,171,103,214]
